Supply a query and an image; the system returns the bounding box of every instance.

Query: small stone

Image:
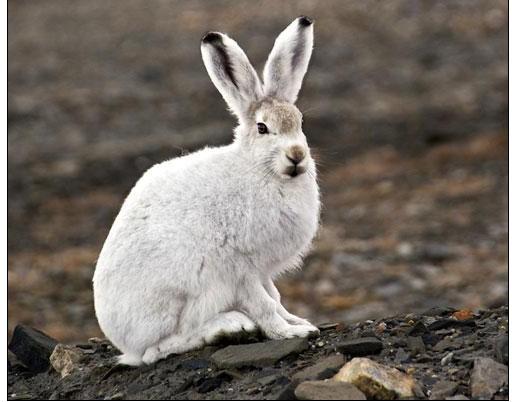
[394,348,410,363]
[407,336,426,355]
[49,344,83,378]
[422,307,456,317]
[110,392,124,400]
[407,321,428,336]
[495,335,508,365]
[295,380,366,400]
[441,352,454,366]
[335,337,383,356]
[210,337,308,368]
[334,357,421,399]
[470,357,508,399]
[8,325,58,373]
[451,309,474,321]
[430,380,458,399]
[318,323,340,331]
[292,354,346,382]
[196,371,233,393]
[375,322,387,334]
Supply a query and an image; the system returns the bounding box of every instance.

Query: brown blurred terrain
[8,0,507,343]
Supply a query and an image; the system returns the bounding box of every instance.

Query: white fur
[93,16,320,366]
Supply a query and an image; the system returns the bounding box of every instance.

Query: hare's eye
[257,122,269,134]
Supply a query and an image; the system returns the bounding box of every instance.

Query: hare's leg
[238,275,318,339]
[264,278,318,330]
[142,311,256,364]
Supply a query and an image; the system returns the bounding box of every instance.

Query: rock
[407,321,428,336]
[295,380,366,400]
[49,344,84,378]
[334,357,421,399]
[407,336,426,355]
[422,307,456,317]
[181,358,210,370]
[210,338,308,368]
[195,371,233,393]
[292,354,346,382]
[433,337,463,352]
[495,335,508,365]
[335,337,383,356]
[446,395,469,400]
[430,380,458,399]
[441,352,454,366]
[8,325,58,373]
[470,357,508,399]
[394,348,410,363]
[427,318,476,331]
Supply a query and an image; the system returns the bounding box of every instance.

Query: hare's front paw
[266,323,319,340]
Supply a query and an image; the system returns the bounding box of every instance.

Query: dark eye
[257,122,269,134]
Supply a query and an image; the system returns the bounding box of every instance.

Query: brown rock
[49,344,83,378]
[334,357,422,399]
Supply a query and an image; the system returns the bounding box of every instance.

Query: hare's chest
[246,180,319,257]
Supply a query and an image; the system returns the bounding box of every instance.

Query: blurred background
[8,0,507,342]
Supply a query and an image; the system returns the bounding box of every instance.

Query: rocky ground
[8,306,509,400]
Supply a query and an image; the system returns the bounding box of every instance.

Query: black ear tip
[298,16,313,27]
[202,32,222,44]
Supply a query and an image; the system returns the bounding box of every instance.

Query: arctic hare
[93,16,320,366]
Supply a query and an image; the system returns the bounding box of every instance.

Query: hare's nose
[286,146,305,165]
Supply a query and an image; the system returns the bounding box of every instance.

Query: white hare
[93,16,320,366]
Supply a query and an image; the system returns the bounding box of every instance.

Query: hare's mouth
[284,165,306,178]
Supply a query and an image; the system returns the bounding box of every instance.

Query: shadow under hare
[93,16,320,366]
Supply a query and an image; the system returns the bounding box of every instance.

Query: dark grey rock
[335,337,383,356]
[407,336,426,355]
[8,325,58,373]
[495,335,508,365]
[408,321,428,336]
[470,357,508,399]
[292,354,346,382]
[295,380,366,400]
[429,380,458,399]
[195,371,233,393]
[422,307,456,317]
[210,338,308,368]
[394,348,410,363]
[427,319,476,331]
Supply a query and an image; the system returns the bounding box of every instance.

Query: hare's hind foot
[117,353,144,366]
[141,311,257,365]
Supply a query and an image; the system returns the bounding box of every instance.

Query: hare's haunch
[93,16,320,366]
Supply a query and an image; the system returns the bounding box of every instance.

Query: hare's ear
[263,16,314,104]
[201,32,263,120]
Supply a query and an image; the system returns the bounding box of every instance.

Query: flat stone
[49,344,84,378]
[335,337,383,356]
[407,336,426,355]
[295,380,366,400]
[430,380,459,399]
[292,354,346,382]
[446,395,469,400]
[8,325,58,373]
[495,335,508,365]
[334,357,422,399]
[470,357,508,399]
[210,338,308,368]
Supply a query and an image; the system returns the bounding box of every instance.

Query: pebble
[334,357,422,399]
[49,344,83,378]
[292,354,346,382]
[441,352,454,366]
[470,357,508,399]
[8,325,58,373]
[210,338,308,368]
[335,337,383,356]
[295,380,366,400]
